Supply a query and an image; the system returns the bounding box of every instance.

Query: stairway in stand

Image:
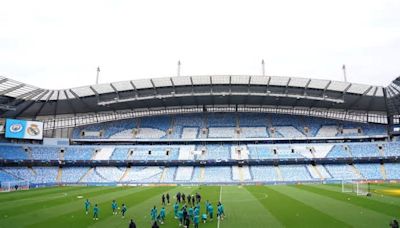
[200,167,205,182]
[275,166,284,181]
[119,167,131,182]
[380,164,387,180]
[79,168,94,183]
[350,165,364,179]
[159,167,168,182]
[312,165,324,180]
[238,166,244,182]
[56,167,62,183]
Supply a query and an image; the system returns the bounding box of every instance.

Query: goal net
[1,181,30,192]
[341,180,369,196]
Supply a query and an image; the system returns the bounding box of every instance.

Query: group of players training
[158,192,225,227]
[84,199,128,220]
[83,191,225,227]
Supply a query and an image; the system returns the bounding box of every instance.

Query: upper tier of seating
[73,119,137,139]
[72,113,387,139]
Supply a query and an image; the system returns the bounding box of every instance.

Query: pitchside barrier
[1,181,30,192]
[2,179,398,191]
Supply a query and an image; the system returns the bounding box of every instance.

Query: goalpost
[341,180,370,196]
[1,181,30,192]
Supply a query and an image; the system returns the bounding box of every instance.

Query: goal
[341,180,370,196]
[1,181,30,192]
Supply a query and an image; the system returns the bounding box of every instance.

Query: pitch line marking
[217,186,222,228]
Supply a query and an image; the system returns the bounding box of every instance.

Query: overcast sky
[0,0,399,89]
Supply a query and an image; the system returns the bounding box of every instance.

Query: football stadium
[1,74,400,227]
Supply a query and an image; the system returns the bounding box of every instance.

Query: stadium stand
[64,147,94,160]
[121,167,164,183]
[0,169,17,182]
[200,144,231,160]
[201,167,232,183]
[172,114,205,139]
[0,75,399,187]
[207,113,236,127]
[61,167,90,183]
[327,145,352,158]
[384,142,400,156]
[250,166,279,182]
[31,147,59,160]
[315,126,338,137]
[208,127,236,138]
[2,162,400,184]
[180,127,198,139]
[68,113,388,139]
[232,166,252,181]
[349,144,381,157]
[175,166,194,181]
[110,148,129,160]
[248,145,275,159]
[96,167,126,181]
[240,127,269,138]
[324,164,360,180]
[238,113,269,127]
[0,145,28,160]
[3,167,58,184]
[384,163,400,179]
[159,167,177,183]
[275,126,306,138]
[73,119,137,139]
[280,165,312,181]
[354,164,383,180]
[1,141,399,162]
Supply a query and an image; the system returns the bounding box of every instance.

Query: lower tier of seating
[0,163,399,184]
[1,142,398,161]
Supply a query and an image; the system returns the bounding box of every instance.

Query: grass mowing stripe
[371,183,400,189]
[0,186,112,211]
[0,186,82,204]
[30,186,177,228]
[297,184,400,218]
[193,186,221,228]
[1,184,398,228]
[0,187,117,219]
[0,186,88,202]
[12,187,143,228]
[317,183,400,192]
[0,186,140,227]
[89,186,178,228]
[219,186,283,228]
[149,186,217,228]
[88,186,198,228]
[129,185,221,228]
[314,184,400,205]
[87,186,204,228]
[136,186,203,227]
[247,185,347,227]
[284,185,391,227]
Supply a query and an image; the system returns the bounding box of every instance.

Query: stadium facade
[1,75,400,188]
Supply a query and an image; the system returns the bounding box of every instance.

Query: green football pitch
[0,184,399,228]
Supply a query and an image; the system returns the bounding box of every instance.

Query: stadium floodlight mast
[96,66,100,84]
[177,60,181,77]
[261,59,266,76]
[342,64,348,82]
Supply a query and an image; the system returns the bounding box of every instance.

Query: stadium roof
[386,76,400,117]
[0,75,390,118]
